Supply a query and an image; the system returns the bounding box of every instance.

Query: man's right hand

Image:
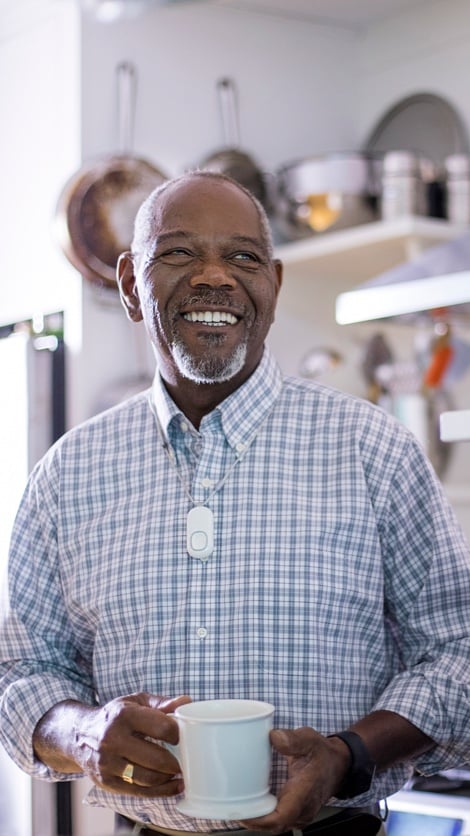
[33,692,192,797]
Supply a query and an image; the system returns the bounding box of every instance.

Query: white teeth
[183,311,238,325]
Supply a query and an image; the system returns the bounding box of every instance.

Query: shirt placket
[186,419,230,696]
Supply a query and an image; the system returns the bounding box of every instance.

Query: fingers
[270,726,320,757]
[119,731,180,775]
[242,727,341,831]
[147,694,192,714]
[113,757,184,798]
[78,692,189,798]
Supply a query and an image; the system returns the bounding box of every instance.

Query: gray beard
[171,338,248,384]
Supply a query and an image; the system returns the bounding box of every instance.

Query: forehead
[153,177,264,242]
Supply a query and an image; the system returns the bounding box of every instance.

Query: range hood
[336,232,470,324]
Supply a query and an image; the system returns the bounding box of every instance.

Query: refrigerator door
[0,315,67,836]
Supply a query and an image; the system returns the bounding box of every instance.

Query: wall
[79,4,358,174]
[75,2,360,423]
[357,0,470,144]
[0,0,81,324]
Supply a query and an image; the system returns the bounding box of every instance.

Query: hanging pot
[199,77,267,207]
[55,61,168,290]
[274,151,381,242]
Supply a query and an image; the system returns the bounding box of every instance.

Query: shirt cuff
[372,670,469,773]
[0,673,95,780]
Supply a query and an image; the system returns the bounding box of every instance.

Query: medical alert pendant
[186,505,214,561]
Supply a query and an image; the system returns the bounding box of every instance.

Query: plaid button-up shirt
[0,349,469,829]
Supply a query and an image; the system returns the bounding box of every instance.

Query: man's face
[128,177,282,390]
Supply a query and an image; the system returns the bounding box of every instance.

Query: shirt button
[180,421,189,433]
[201,477,214,488]
[236,442,246,454]
[196,627,208,639]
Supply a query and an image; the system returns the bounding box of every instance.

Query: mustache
[177,292,246,313]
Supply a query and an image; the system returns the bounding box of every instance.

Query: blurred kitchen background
[1,0,470,833]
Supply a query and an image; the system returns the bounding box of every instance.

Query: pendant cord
[149,395,272,508]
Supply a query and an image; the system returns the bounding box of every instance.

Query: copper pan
[55,62,167,290]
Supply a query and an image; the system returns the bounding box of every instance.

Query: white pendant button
[187,506,214,560]
[191,531,208,551]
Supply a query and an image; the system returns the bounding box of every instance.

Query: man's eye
[154,248,195,264]
[231,252,259,263]
[164,248,192,257]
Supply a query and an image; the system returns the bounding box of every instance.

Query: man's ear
[273,258,283,298]
[116,252,143,322]
[268,259,283,328]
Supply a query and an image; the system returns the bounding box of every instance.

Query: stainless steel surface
[274,152,380,241]
[364,92,470,166]
[445,154,470,225]
[380,150,427,220]
[199,77,266,205]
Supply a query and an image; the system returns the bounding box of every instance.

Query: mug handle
[144,730,182,767]
[161,738,181,763]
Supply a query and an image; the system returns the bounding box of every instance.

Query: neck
[157,349,265,429]
[162,378,238,429]
[161,361,263,429]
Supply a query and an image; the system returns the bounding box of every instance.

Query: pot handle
[117,61,137,153]
[217,77,241,148]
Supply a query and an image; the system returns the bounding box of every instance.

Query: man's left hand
[239,727,350,834]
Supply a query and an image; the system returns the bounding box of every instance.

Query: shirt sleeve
[0,451,94,780]
[372,432,470,773]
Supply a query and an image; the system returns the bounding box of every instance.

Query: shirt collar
[150,348,283,451]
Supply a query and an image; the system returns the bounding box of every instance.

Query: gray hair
[131,170,274,270]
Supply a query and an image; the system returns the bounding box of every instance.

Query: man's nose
[189,260,237,289]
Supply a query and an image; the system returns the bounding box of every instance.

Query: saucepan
[199,77,267,208]
[273,151,381,241]
[55,61,168,290]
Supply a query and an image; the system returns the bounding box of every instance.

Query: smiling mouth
[182,311,239,326]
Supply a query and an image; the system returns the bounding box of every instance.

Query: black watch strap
[328,730,376,799]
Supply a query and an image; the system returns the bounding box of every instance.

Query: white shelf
[440,410,470,442]
[274,216,467,282]
[337,269,470,324]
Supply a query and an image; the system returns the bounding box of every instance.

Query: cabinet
[269,215,466,385]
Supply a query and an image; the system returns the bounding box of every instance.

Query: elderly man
[0,172,469,836]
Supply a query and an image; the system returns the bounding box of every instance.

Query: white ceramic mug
[166,698,277,820]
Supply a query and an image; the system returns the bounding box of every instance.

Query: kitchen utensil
[444,153,470,225]
[380,150,427,220]
[394,388,453,478]
[199,77,267,206]
[361,332,394,403]
[274,151,380,241]
[55,61,168,290]
[374,359,453,477]
[423,324,455,389]
[299,346,342,379]
[364,92,469,166]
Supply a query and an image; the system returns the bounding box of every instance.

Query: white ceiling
[0,0,436,32]
[206,0,432,30]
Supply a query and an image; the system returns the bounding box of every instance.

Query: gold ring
[122,763,134,784]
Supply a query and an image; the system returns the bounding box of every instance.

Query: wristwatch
[328,730,377,798]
